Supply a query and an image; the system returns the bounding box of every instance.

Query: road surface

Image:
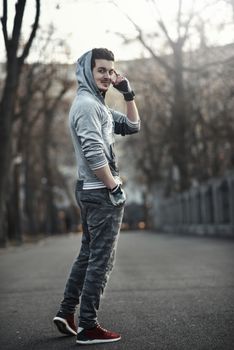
[0,231,234,350]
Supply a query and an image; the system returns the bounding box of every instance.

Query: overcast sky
[0,0,233,63]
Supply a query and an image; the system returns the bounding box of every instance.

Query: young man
[53,48,140,345]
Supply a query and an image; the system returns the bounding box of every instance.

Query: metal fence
[157,172,234,237]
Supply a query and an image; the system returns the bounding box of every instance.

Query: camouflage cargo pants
[60,182,124,328]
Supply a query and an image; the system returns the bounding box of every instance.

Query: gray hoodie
[69,50,140,190]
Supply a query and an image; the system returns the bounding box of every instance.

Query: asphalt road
[0,231,234,350]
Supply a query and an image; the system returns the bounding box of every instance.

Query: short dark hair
[91,48,115,70]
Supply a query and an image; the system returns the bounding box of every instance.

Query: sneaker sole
[76,336,121,345]
[53,316,77,336]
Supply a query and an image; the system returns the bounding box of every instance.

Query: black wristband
[123,90,135,101]
[110,184,119,193]
[110,184,123,195]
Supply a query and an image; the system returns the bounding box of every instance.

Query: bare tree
[0,0,40,246]
[7,24,74,241]
[40,78,73,234]
[112,0,234,196]
[112,0,196,191]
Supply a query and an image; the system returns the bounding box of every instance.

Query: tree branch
[111,0,174,74]
[1,0,9,54]
[48,84,71,114]
[137,30,174,74]
[12,0,26,50]
[148,0,175,48]
[177,0,182,38]
[157,20,174,48]
[18,0,40,66]
[180,3,195,45]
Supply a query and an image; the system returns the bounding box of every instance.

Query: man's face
[92,59,116,92]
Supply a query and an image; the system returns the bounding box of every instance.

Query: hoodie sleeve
[110,109,141,136]
[73,105,108,171]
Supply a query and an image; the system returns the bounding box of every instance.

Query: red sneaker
[53,311,77,336]
[76,324,121,344]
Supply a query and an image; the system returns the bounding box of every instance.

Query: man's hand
[112,74,135,101]
[109,184,126,207]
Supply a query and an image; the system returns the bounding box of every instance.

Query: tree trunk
[0,58,19,246]
[171,42,190,191]
[23,145,38,235]
[7,160,22,243]
[0,0,40,246]
[41,115,58,234]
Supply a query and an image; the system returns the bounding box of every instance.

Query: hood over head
[76,50,104,102]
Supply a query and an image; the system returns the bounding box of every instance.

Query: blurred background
[0,0,234,246]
